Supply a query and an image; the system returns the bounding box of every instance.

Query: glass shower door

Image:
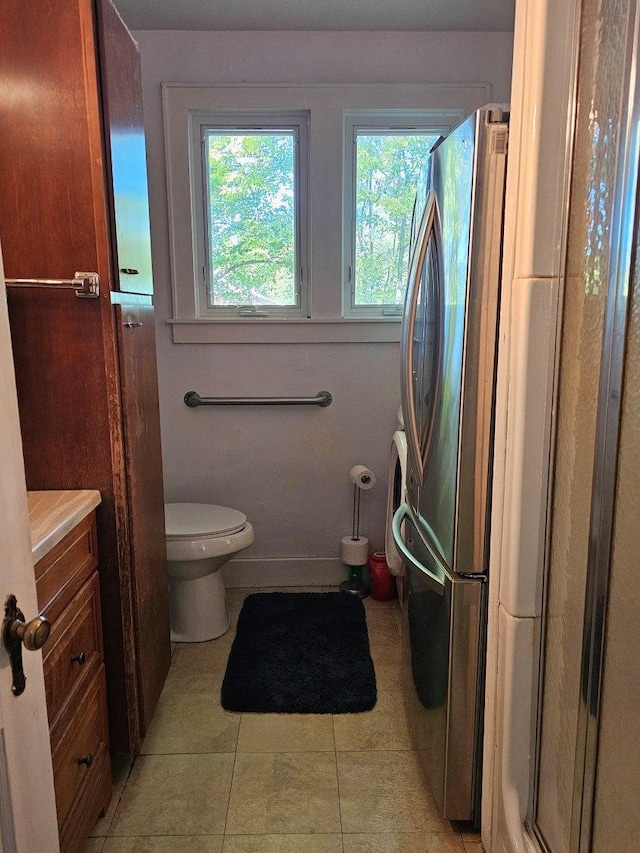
[589,210,640,850]
[531,0,640,848]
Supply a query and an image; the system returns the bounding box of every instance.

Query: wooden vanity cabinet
[36,511,111,853]
[0,0,171,753]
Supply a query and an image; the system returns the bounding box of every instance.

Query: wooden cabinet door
[116,303,170,733]
[0,0,108,281]
[97,0,154,297]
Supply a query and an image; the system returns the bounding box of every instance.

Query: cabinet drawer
[44,573,103,733]
[36,512,98,623]
[52,665,110,832]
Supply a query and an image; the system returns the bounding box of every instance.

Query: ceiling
[114,0,515,33]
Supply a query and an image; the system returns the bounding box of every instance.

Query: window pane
[354,133,438,307]
[205,130,297,307]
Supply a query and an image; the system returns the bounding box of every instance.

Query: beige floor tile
[342,834,465,852]
[459,831,482,842]
[141,690,240,754]
[83,839,106,852]
[463,844,484,852]
[109,754,234,836]
[237,713,334,752]
[222,835,343,852]
[333,690,412,751]
[90,755,135,837]
[393,602,405,632]
[365,608,401,645]
[363,597,401,617]
[368,643,403,689]
[103,838,223,852]
[337,751,450,834]
[226,588,261,618]
[162,638,234,695]
[226,752,341,835]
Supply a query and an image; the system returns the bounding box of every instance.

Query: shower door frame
[568,2,640,849]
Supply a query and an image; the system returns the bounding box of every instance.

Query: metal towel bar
[184,390,333,408]
[5,272,100,298]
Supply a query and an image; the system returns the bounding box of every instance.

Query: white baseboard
[222,557,348,588]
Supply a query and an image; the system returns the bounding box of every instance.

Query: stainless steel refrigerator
[392,106,509,824]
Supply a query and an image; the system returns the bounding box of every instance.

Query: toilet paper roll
[350,465,376,490]
[341,535,369,566]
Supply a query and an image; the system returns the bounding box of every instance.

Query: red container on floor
[368,551,395,601]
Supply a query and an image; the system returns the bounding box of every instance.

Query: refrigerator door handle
[400,190,442,488]
[392,503,445,595]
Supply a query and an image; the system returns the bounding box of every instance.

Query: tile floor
[84,587,484,853]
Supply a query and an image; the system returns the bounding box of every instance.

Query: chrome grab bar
[5,272,100,298]
[184,390,333,408]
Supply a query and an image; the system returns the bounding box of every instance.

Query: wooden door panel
[116,303,170,732]
[97,0,154,296]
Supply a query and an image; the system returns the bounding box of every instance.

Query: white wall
[136,30,514,586]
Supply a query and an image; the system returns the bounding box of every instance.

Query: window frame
[191,111,310,319]
[342,113,449,319]
[163,84,490,343]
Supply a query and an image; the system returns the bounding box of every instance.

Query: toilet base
[168,566,230,642]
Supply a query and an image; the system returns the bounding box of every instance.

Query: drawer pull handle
[78,754,93,768]
[119,268,139,275]
[71,652,86,665]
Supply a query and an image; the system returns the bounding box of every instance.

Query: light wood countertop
[27,490,101,563]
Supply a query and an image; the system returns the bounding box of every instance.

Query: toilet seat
[165,503,247,539]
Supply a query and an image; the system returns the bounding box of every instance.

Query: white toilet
[164,502,255,642]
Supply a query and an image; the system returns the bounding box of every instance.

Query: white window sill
[167,318,402,344]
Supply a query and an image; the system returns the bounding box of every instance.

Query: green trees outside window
[205,130,297,308]
[354,132,438,307]
[203,126,438,314]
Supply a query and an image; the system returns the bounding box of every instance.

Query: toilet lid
[165,503,247,539]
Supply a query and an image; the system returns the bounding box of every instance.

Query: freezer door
[399,509,485,821]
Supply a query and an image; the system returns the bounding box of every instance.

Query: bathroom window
[192,113,309,318]
[163,84,485,342]
[343,117,441,318]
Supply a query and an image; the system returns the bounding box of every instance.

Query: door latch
[2,595,50,696]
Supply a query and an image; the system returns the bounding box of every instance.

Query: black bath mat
[221,592,377,713]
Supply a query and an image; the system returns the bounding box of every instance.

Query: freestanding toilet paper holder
[340,466,375,598]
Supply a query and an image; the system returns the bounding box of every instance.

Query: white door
[0,249,59,850]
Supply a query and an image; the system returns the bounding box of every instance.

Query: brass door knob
[2,594,51,695]
[11,616,50,651]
